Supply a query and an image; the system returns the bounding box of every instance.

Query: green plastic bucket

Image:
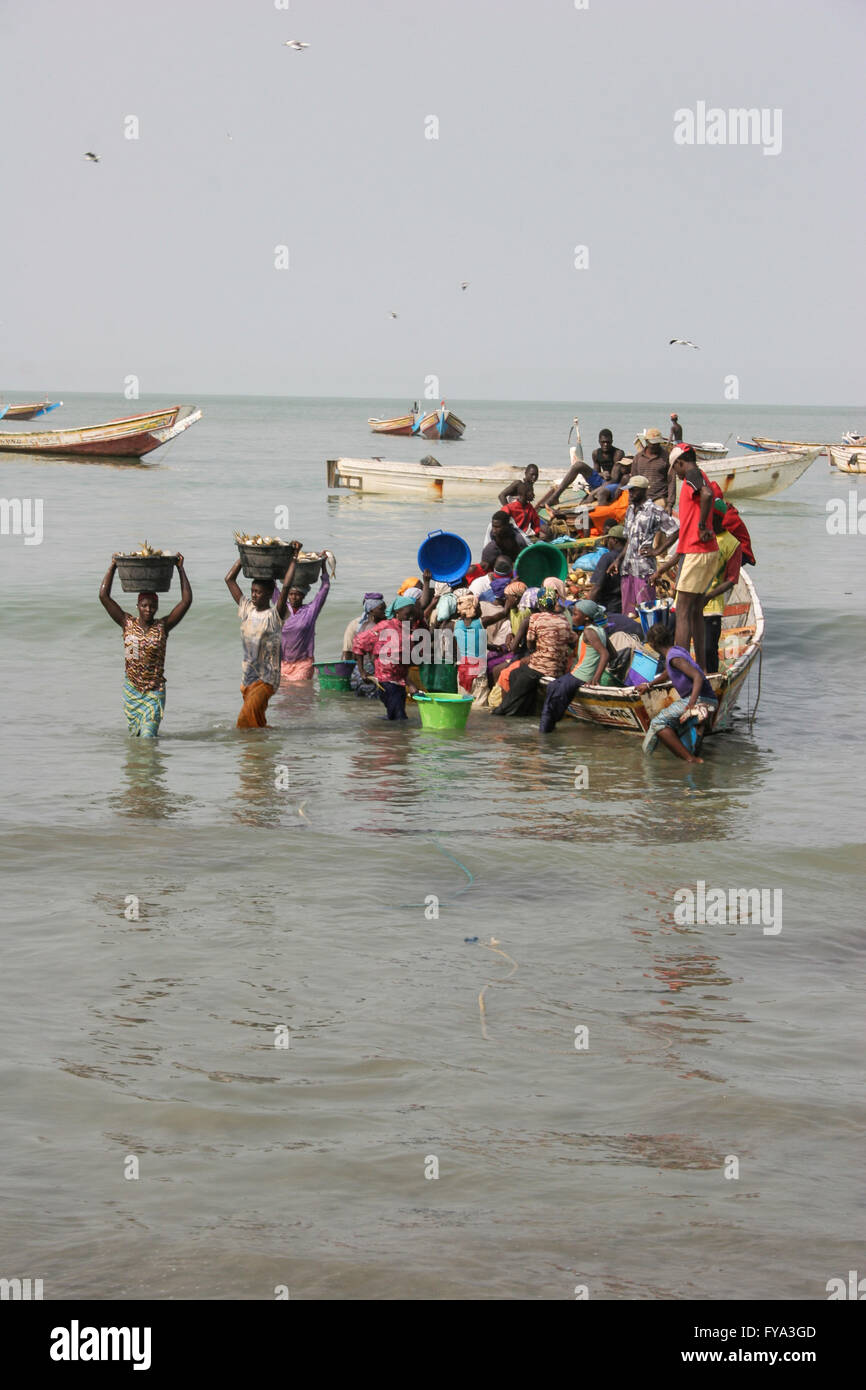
[314,660,353,692]
[414,692,474,731]
[514,541,568,589]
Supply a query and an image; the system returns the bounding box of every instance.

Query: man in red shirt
[669,444,718,671]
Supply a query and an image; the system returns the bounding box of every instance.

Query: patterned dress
[122,616,167,737]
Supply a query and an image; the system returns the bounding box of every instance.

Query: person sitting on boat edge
[499,480,542,537]
[276,557,330,681]
[343,592,386,696]
[498,465,540,509]
[481,510,529,568]
[99,552,193,738]
[537,599,611,734]
[636,623,718,765]
[591,429,626,481]
[226,543,300,728]
[536,446,604,511]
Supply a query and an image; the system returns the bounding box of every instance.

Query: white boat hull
[829,446,866,474]
[698,448,820,499]
[326,457,579,500]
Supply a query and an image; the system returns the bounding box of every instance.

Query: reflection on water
[110,739,190,820]
[233,735,281,827]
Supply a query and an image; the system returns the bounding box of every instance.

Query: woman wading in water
[99,554,193,737]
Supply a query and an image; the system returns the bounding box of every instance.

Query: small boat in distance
[0,405,201,459]
[694,442,728,461]
[419,402,465,440]
[751,435,828,455]
[368,405,422,436]
[736,437,769,452]
[829,445,866,474]
[0,400,62,421]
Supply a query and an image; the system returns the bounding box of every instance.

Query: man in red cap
[668,444,717,670]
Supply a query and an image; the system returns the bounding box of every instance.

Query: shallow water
[1,395,864,1298]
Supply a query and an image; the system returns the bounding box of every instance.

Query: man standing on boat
[668,445,718,671]
[669,413,683,444]
[631,428,674,509]
[618,477,679,617]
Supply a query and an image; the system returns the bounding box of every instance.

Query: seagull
[460,281,470,291]
[84,152,100,162]
[283,40,310,50]
[669,337,700,349]
[388,310,399,319]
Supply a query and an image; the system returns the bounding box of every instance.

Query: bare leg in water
[674,591,707,670]
[657,724,703,765]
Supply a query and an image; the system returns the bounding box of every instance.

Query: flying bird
[83,152,100,163]
[669,338,700,349]
[283,40,310,50]
[388,310,399,319]
[460,281,470,291]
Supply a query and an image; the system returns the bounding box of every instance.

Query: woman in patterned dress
[99,554,193,737]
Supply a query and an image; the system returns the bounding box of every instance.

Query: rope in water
[478,939,519,1042]
[391,837,475,910]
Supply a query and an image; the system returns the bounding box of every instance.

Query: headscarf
[359,592,385,623]
[401,586,422,601]
[575,599,606,624]
[536,588,561,612]
[385,593,417,618]
[456,591,480,620]
[436,593,457,621]
[398,576,420,595]
[504,581,526,599]
[541,575,566,598]
[518,586,540,612]
[488,573,512,601]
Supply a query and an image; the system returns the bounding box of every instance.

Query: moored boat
[566,572,763,736]
[751,435,828,455]
[327,456,575,500]
[694,441,728,461]
[419,403,465,440]
[368,410,421,436]
[829,445,866,474]
[0,400,62,421]
[698,448,821,500]
[0,405,201,459]
[736,437,769,452]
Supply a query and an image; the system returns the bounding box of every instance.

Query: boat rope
[391,837,475,910]
[749,648,763,726]
[478,939,519,1042]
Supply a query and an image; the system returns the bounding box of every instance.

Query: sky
[0,0,862,404]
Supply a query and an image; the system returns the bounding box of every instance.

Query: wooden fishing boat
[694,442,728,461]
[751,435,828,455]
[368,411,421,436]
[327,456,577,500]
[419,404,465,440]
[698,448,820,500]
[566,572,763,736]
[0,405,201,458]
[0,400,62,421]
[829,445,866,474]
[736,437,769,452]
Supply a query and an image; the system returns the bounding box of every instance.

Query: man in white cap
[631,427,674,508]
[668,444,718,671]
[619,475,679,617]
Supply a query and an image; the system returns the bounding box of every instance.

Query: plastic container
[572,547,607,571]
[413,692,474,731]
[293,556,325,589]
[416,530,471,584]
[115,554,177,592]
[626,646,661,687]
[237,541,296,581]
[514,542,568,589]
[637,599,675,637]
[314,660,353,692]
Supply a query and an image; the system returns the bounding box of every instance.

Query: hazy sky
[0,0,862,403]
